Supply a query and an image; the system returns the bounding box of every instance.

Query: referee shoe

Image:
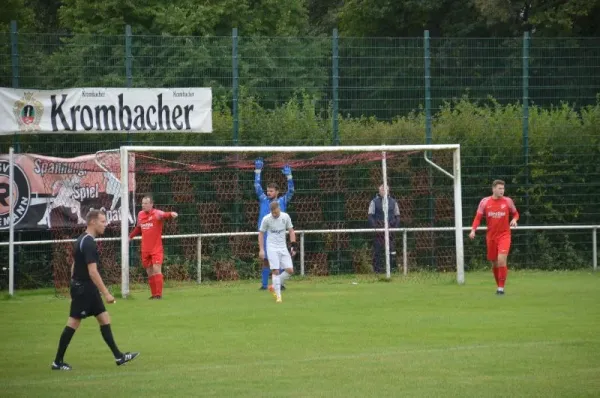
[116,352,140,366]
[51,361,72,371]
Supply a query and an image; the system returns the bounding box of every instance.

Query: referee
[52,209,139,370]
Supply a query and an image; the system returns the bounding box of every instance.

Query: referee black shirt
[72,233,99,282]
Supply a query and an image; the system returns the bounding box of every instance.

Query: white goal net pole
[119,144,464,297]
[453,147,465,284]
[120,147,131,297]
[381,151,391,279]
[8,146,15,296]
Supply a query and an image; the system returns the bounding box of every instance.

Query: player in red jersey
[129,195,178,299]
[469,180,519,295]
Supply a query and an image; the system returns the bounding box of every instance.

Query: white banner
[0,87,212,134]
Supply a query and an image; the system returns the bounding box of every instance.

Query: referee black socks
[54,326,76,363]
[100,324,123,359]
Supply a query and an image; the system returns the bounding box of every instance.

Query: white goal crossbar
[118,144,464,297]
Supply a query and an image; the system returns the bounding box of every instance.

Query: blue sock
[261,267,270,288]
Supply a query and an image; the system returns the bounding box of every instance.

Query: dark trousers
[372,233,396,274]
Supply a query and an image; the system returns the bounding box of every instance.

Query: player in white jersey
[258,201,297,303]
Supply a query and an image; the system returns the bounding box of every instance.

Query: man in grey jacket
[368,185,400,273]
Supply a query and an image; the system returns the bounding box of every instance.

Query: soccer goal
[114,144,464,297]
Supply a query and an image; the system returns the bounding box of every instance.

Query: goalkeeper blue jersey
[255,173,295,230]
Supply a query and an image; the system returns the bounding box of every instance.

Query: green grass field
[1,271,599,397]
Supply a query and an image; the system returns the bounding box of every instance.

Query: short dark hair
[142,194,154,203]
[492,179,505,188]
[267,183,279,191]
[86,209,106,224]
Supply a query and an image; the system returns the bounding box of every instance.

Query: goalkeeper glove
[254,157,263,174]
[289,241,299,257]
[282,164,292,180]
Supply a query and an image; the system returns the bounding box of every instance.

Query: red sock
[148,274,156,296]
[497,267,507,288]
[492,267,499,286]
[156,273,163,297]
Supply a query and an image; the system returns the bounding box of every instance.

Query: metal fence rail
[2,225,597,289]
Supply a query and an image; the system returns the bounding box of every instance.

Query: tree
[0,0,35,32]
[30,0,62,32]
[337,0,488,38]
[57,0,310,36]
[473,0,600,36]
[307,0,342,35]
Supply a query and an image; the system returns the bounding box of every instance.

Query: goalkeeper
[254,157,295,290]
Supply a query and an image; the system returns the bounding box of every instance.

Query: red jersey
[129,209,174,253]
[472,196,519,237]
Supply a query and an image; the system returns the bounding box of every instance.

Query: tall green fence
[2,27,599,149]
[1,25,599,288]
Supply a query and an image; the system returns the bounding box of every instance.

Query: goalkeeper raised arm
[254,157,295,290]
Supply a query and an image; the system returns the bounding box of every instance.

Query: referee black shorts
[69,280,106,319]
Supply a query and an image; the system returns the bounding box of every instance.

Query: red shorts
[486,235,511,261]
[141,251,164,268]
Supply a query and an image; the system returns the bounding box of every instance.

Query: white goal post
[118,144,464,297]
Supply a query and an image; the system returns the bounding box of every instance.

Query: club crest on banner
[12,92,44,132]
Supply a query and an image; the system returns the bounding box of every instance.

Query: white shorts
[267,248,293,270]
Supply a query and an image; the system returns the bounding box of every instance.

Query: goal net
[113,145,464,297]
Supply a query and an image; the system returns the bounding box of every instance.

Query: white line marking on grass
[4,339,597,387]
